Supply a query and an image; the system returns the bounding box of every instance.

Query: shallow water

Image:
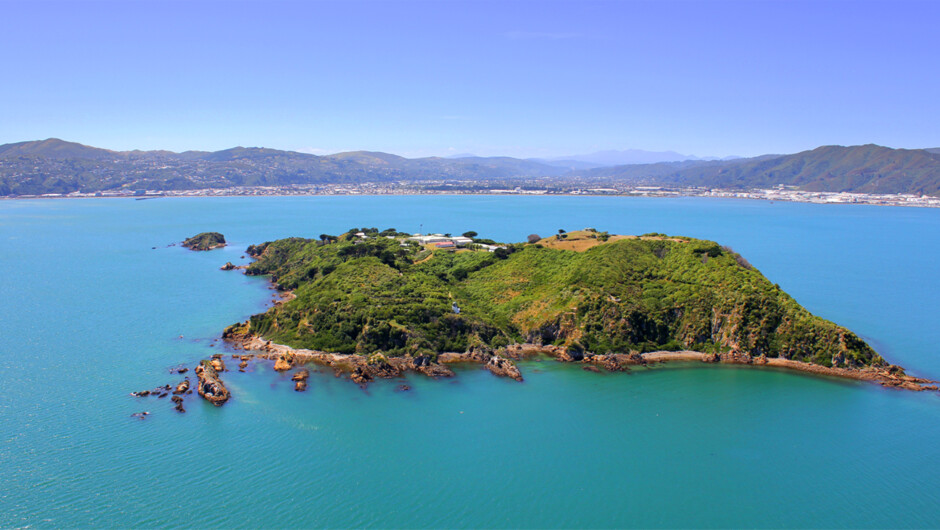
[1,196,938,528]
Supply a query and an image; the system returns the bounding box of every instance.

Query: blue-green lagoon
[1,196,939,528]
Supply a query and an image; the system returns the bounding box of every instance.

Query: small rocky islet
[135,228,937,415]
[181,231,226,251]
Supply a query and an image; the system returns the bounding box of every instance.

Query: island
[182,232,226,251]
[213,228,936,395]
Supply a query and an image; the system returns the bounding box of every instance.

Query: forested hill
[230,229,882,369]
[581,144,940,196]
[0,139,567,196]
[1,138,939,196]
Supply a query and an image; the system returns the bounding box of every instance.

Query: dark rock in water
[220,262,236,271]
[582,365,601,373]
[396,384,411,392]
[171,396,186,413]
[294,380,308,392]
[131,412,150,420]
[173,378,190,394]
[132,390,151,397]
[157,393,168,398]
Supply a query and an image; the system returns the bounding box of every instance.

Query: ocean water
[1,195,939,528]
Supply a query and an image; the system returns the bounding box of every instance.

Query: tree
[527,234,541,243]
[558,229,566,234]
[462,231,478,239]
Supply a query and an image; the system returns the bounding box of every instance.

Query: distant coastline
[4,184,939,208]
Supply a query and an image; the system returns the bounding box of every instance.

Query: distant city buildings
[9,182,940,208]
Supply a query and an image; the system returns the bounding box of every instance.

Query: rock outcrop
[195,360,230,406]
[292,369,309,391]
[486,355,523,381]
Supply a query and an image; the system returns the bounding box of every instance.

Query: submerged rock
[292,369,310,391]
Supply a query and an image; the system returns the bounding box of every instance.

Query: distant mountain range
[1,138,938,196]
[581,144,940,195]
[538,149,740,167]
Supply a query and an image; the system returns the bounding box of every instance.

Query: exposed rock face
[832,351,846,367]
[171,395,186,413]
[351,366,373,385]
[195,360,230,406]
[221,262,236,271]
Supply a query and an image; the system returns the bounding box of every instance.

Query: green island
[213,227,936,396]
[182,231,226,251]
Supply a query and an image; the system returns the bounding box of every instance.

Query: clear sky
[1,0,937,158]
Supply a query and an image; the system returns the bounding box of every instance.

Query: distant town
[8,181,940,208]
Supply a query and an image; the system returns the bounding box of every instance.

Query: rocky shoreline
[220,325,939,394]
[129,330,936,418]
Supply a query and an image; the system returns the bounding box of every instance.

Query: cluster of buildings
[11,181,939,209]
[406,234,503,252]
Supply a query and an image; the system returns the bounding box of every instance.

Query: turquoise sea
[1,196,939,528]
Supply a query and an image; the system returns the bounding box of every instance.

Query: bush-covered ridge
[235,229,882,368]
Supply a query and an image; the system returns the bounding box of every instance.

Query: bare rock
[195,360,230,406]
[486,355,523,381]
[273,355,292,371]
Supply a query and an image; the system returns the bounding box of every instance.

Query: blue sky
[1,0,937,158]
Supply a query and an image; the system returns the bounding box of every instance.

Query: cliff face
[234,231,882,369]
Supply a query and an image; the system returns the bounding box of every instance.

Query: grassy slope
[239,233,881,368]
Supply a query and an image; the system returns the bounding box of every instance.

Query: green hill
[3,139,938,196]
[0,138,116,160]
[230,230,882,369]
[584,145,940,195]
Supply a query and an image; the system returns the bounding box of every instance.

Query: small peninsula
[182,232,226,251]
[214,228,935,395]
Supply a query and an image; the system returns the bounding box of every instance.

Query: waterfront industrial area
[12,181,940,208]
